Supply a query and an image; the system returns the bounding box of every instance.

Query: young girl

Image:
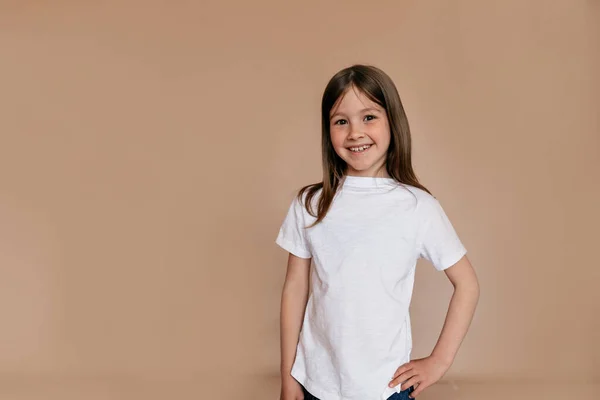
[276,65,480,400]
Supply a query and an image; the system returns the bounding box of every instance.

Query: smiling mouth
[348,144,372,153]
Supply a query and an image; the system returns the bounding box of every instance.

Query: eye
[333,119,348,125]
[364,115,377,122]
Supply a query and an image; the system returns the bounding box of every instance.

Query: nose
[347,124,365,140]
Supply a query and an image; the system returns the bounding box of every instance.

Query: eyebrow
[330,107,382,119]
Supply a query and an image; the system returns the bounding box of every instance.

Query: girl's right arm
[280,253,311,398]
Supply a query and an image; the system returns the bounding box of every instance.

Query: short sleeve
[417,198,467,271]
[275,194,312,259]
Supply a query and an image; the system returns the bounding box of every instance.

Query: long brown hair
[299,64,431,227]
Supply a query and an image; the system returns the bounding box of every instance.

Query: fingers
[391,362,411,380]
[408,382,429,398]
[401,375,420,393]
[408,387,419,398]
[389,368,416,389]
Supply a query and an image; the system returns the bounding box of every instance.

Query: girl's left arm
[431,254,480,365]
[389,255,480,397]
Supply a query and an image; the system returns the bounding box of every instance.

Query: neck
[345,168,390,179]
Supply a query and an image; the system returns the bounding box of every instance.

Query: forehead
[330,86,383,116]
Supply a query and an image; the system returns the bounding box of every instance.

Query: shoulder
[398,184,435,203]
[281,182,322,221]
[296,182,323,208]
[398,184,440,214]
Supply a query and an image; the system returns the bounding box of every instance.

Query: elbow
[469,277,481,304]
[455,275,480,302]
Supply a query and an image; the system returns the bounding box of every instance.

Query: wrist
[281,373,298,388]
[430,351,454,368]
[280,369,294,381]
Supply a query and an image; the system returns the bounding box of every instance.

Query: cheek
[330,129,346,148]
[373,124,391,145]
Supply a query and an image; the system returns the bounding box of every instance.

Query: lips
[348,144,372,153]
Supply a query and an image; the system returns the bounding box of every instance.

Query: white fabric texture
[276,176,467,400]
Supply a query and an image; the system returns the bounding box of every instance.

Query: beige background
[1,1,598,399]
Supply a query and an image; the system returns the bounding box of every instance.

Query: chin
[348,165,374,174]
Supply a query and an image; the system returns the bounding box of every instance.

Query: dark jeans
[302,384,415,400]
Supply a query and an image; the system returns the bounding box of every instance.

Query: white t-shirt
[275,175,467,400]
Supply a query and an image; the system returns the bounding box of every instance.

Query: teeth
[350,145,371,152]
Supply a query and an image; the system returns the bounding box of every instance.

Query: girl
[276,65,480,400]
